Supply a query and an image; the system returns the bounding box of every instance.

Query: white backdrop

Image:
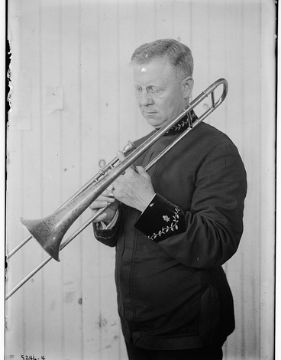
[6,0,275,359]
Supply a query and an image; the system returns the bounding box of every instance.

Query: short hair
[131,39,193,77]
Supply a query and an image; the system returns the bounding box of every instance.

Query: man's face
[132,56,192,129]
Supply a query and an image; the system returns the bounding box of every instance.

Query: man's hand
[112,152,155,212]
[89,189,119,224]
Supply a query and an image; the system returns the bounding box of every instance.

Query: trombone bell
[21,217,63,261]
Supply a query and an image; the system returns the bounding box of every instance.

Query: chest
[134,135,203,211]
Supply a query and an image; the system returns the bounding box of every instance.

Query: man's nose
[139,91,154,106]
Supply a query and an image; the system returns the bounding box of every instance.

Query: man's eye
[150,87,162,95]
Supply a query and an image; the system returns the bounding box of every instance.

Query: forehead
[132,57,177,85]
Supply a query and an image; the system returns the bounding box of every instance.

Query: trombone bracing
[6,78,228,300]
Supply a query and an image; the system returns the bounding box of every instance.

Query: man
[90,39,247,360]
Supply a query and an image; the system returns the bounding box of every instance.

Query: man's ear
[182,76,194,100]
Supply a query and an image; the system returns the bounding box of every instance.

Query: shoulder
[195,123,247,185]
[196,122,235,145]
[191,122,240,156]
[184,123,246,182]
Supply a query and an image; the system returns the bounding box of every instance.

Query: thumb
[136,166,149,177]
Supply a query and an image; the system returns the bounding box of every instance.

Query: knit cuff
[93,211,120,246]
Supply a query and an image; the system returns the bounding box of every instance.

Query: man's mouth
[143,110,157,116]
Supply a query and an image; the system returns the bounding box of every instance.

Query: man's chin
[147,118,171,130]
[145,116,165,128]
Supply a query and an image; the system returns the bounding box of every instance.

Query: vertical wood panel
[223,0,244,146]
[6,0,25,357]
[191,1,209,94]
[98,1,121,358]
[21,0,43,355]
[117,3,138,357]
[173,0,192,47]
[118,0,138,148]
[259,1,275,359]
[60,1,83,358]
[40,1,64,358]
[6,132,25,358]
[134,0,156,45]
[80,1,102,359]
[207,1,227,131]
[5,133,25,357]
[240,2,261,358]
[155,0,174,38]
[223,1,248,359]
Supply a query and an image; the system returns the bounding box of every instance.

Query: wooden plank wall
[6,0,275,359]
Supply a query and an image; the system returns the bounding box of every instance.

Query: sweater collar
[164,110,197,136]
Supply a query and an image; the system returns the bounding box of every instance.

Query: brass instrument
[6,78,228,300]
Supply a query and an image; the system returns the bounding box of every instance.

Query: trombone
[5,78,228,300]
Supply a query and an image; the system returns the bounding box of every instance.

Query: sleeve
[135,142,247,269]
[93,210,121,247]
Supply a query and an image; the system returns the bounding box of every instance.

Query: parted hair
[131,39,193,77]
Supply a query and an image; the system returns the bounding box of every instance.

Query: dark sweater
[94,119,247,350]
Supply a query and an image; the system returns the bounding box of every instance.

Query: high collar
[164,110,197,136]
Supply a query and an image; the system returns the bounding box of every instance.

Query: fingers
[94,212,108,223]
[112,165,149,194]
[89,192,115,211]
[89,199,108,210]
[92,203,119,223]
[102,189,115,200]
[90,199,118,223]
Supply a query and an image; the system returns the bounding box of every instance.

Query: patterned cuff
[135,193,186,242]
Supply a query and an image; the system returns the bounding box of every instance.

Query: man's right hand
[89,189,119,224]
